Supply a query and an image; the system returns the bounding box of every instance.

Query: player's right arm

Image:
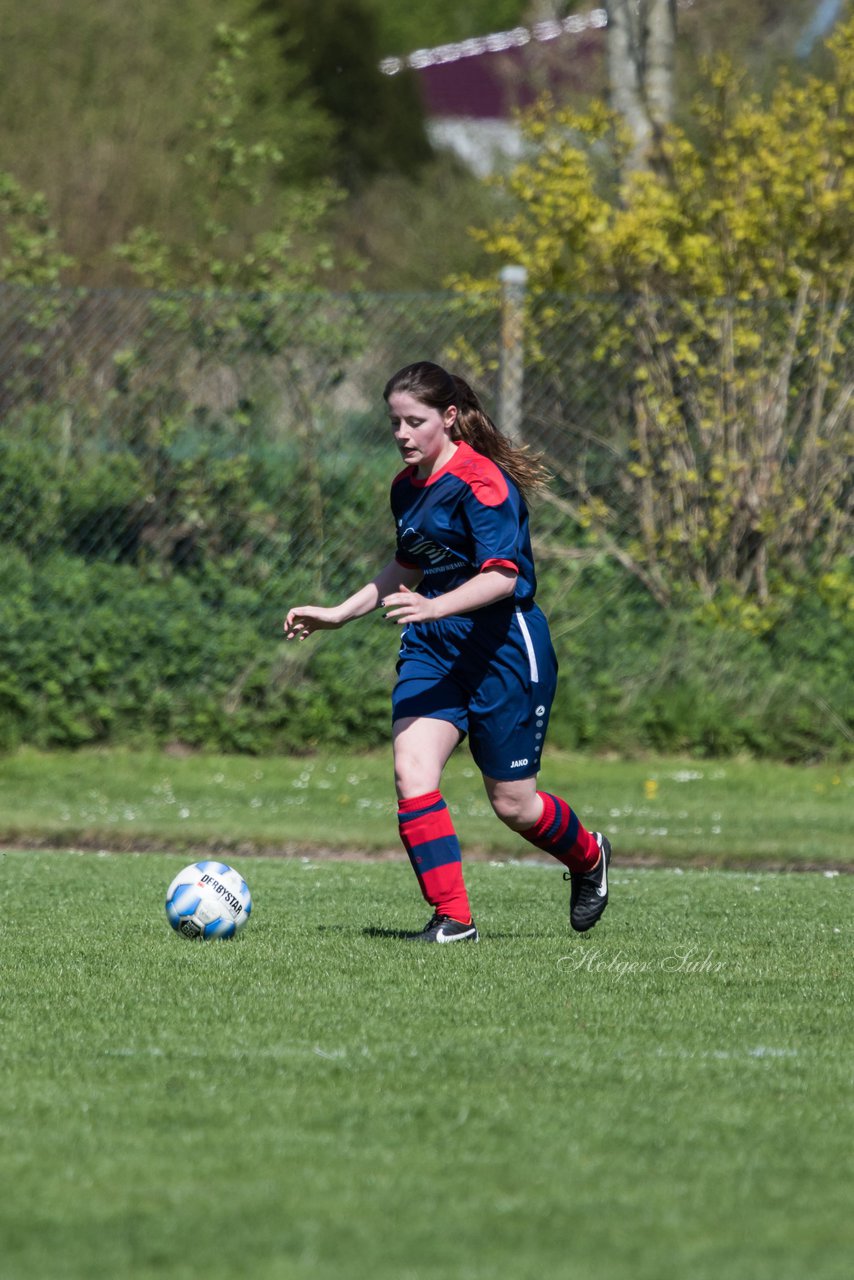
[283,559,422,640]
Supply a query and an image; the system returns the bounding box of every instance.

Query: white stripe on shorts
[515,607,539,684]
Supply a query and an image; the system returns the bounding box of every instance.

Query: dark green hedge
[544,561,853,762]
[1,547,850,761]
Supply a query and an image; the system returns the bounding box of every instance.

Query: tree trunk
[606,0,676,171]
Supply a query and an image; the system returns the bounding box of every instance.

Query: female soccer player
[283,361,610,942]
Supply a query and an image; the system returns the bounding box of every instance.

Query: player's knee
[394,752,434,800]
[489,789,531,831]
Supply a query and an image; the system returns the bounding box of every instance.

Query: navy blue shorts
[391,602,558,781]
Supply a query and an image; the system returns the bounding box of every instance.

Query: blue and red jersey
[390,441,537,604]
[388,441,557,779]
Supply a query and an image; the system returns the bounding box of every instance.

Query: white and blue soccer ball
[165,861,252,940]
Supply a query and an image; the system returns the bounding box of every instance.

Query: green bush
[1,385,849,764]
[0,546,849,761]
[541,559,852,761]
[0,549,395,754]
[0,436,63,555]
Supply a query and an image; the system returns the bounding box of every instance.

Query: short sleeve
[459,480,520,574]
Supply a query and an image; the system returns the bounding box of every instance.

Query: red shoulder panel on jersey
[450,443,509,507]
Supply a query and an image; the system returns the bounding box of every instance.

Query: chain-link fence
[1,279,850,753]
[0,279,610,611]
[3,279,850,596]
[0,283,498,591]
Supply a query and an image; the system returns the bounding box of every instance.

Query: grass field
[0,746,851,865]
[2,847,852,1280]
[2,747,852,1277]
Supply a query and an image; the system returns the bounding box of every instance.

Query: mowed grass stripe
[1,850,852,1280]
[0,747,851,864]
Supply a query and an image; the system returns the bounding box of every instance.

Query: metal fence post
[499,264,527,442]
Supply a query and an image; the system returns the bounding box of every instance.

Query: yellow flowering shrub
[456,20,854,613]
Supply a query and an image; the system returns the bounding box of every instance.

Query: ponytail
[449,375,547,498]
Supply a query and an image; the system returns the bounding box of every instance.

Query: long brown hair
[383,361,547,498]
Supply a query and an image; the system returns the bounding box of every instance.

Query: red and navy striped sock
[520,791,600,873]
[397,791,472,924]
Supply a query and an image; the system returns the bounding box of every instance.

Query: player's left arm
[383,469,521,625]
[382,566,517,625]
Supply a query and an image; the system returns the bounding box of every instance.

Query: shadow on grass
[362,926,416,940]
[361,925,528,941]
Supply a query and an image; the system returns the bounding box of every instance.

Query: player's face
[387,390,458,478]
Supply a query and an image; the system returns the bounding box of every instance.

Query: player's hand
[283,606,343,640]
[381,584,438,626]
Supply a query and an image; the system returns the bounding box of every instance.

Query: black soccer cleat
[565,833,611,933]
[406,913,479,943]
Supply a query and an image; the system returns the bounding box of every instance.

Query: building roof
[380,10,608,121]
